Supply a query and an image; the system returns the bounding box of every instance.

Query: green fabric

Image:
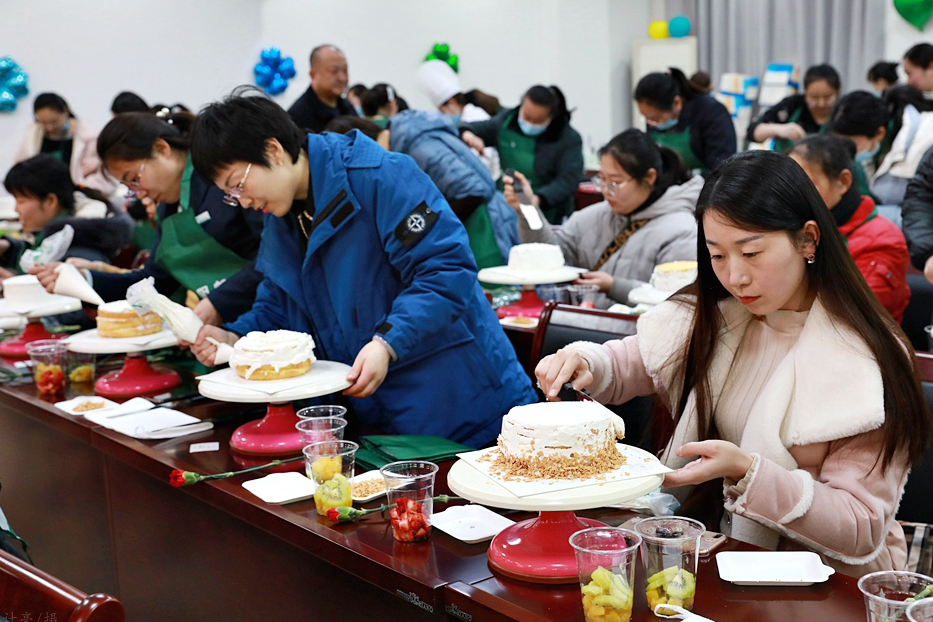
[462,202,504,270]
[651,126,705,172]
[771,107,804,154]
[355,435,473,471]
[131,219,157,251]
[853,162,881,203]
[153,156,249,298]
[369,114,389,129]
[498,112,541,188]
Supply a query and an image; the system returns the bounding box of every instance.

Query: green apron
[651,126,705,173]
[370,114,389,129]
[462,202,503,270]
[771,107,804,154]
[497,112,555,221]
[153,157,250,301]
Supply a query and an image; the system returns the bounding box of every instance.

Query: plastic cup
[303,440,357,516]
[569,527,641,622]
[908,598,933,622]
[538,284,570,303]
[67,351,96,384]
[295,416,347,445]
[380,460,438,542]
[569,284,600,308]
[858,571,933,622]
[296,405,347,420]
[25,339,67,395]
[635,516,703,615]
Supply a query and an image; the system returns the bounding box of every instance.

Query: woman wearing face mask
[827,87,933,207]
[747,64,841,153]
[15,93,116,196]
[635,67,736,175]
[789,135,909,322]
[459,85,583,224]
[504,129,701,308]
[1,155,132,277]
[537,150,929,577]
[31,111,265,326]
[360,83,399,129]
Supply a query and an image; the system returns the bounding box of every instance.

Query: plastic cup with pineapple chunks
[303,440,358,516]
[635,516,703,615]
[570,527,641,622]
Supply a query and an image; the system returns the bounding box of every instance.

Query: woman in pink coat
[537,150,929,578]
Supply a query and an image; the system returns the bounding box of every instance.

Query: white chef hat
[417,59,462,108]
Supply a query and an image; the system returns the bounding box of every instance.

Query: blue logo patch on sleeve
[394,201,439,247]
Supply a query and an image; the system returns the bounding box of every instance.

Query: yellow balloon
[648,20,669,39]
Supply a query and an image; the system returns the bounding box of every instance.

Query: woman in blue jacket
[188,92,535,447]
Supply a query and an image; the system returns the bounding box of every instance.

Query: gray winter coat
[518,176,703,307]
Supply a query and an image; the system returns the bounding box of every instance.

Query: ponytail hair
[33,92,74,118]
[360,83,396,116]
[97,110,196,164]
[522,85,572,126]
[4,154,111,214]
[634,67,701,111]
[599,129,688,194]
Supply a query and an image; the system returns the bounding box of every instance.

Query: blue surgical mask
[856,143,880,163]
[62,119,70,134]
[353,105,363,116]
[518,117,548,137]
[652,117,678,131]
[449,114,461,125]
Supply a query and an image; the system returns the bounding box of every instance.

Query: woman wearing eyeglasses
[505,129,702,309]
[31,111,264,326]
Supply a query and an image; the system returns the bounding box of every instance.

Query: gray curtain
[666,0,886,95]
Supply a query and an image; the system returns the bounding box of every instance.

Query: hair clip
[386,85,395,102]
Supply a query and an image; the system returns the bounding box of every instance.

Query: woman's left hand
[575,271,613,293]
[193,296,223,327]
[344,340,390,398]
[662,440,754,487]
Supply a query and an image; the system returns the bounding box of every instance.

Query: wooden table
[0,376,867,621]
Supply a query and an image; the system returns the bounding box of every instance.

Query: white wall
[885,1,933,78]
[0,0,652,193]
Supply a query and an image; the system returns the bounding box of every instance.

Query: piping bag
[126,277,233,364]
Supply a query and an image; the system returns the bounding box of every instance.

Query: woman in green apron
[746,64,841,152]
[635,67,736,175]
[361,83,399,129]
[459,85,583,224]
[32,111,265,325]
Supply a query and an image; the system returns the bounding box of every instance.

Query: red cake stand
[197,361,352,459]
[476,265,585,319]
[448,449,664,584]
[0,295,81,359]
[63,328,180,397]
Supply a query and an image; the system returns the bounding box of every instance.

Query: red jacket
[838,195,910,322]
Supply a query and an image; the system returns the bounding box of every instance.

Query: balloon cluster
[0,57,29,113]
[648,15,692,39]
[424,42,459,74]
[253,47,296,96]
[895,0,933,31]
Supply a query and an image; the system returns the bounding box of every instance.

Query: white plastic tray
[498,316,539,329]
[430,504,515,544]
[242,472,317,505]
[351,470,387,503]
[715,551,835,586]
[477,265,585,285]
[64,328,177,354]
[0,295,82,318]
[196,361,352,403]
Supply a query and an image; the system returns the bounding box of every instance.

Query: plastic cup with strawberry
[26,339,68,396]
[380,460,438,543]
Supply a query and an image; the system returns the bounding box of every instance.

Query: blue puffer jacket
[389,110,519,259]
[226,131,535,447]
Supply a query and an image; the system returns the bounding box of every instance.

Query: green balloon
[435,43,450,55]
[425,53,438,61]
[895,0,933,31]
[448,54,459,73]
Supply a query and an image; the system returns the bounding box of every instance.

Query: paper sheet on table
[85,407,211,439]
[52,262,104,306]
[456,444,671,498]
[519,203,543,230]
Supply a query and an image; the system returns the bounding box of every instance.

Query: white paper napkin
[242,472,317,504]
[85,407,209,439]
[53,263,104,306]
[519,203,544,230]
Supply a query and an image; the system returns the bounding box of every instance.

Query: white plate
[242,472,317,505]
[498,316,539,329]
[715,551,835,586]
[351,470,387,503]
[54,395,120,415]
[477,265,586,286]
[64,328,178,354]
[196,361,352,403]
[0,316,26,331]
[430,504,515,544]
[627,285,673,306]
[0,295,82,318]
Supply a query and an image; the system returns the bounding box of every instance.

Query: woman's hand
[924,255,933,286]
[460,130,486,153]
[29,262,62,292]
[575,271,613,293]
[662,440,754,487]
[193,296,223,327]
[187,325,238,365]
[776,122,806,141]
[534,349,593,400]
[343,340,390,398]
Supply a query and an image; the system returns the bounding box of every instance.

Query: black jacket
[901,144,933,270]
[647,94,737,172]
[746,94,821,143]
[91,169,265,323]
[287,85,357,133]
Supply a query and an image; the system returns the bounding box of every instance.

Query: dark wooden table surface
[0,368,867,621]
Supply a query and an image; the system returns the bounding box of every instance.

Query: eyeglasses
[590,175,629,197]
[223,163,251,206]
[124,162,146,200]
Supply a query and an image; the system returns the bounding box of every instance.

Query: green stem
[893,584,933,620]
[201,456,304,481]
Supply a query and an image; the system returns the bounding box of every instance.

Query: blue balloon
[268,75,288,96]
[669,15,691,37]
[0,57,27,112]
[261,47,281,64]
[0,57,15,80]
[254,62,273,86]
[254,47,294,96]
[7,71,28,98]
[0,88,16,112]
[278,57,296,80]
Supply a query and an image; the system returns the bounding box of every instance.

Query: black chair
[898,352,933,575]
[529,302,655,452]
[901,272,933,352]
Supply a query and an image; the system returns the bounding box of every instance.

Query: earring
[806,254,816,264]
